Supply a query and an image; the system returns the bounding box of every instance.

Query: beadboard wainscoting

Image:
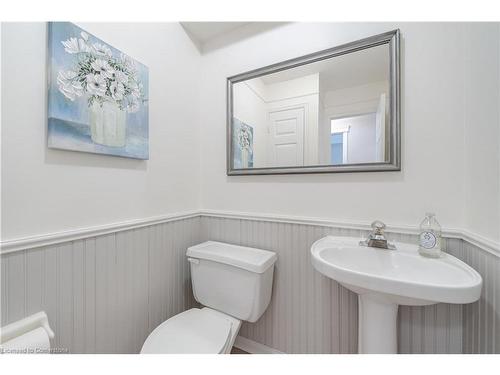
[1,212,499,354]
[0,217,200,354]
[199,215,500,354]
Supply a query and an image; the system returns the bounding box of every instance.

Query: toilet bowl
[140,241,277,354]
[141,307,241,354]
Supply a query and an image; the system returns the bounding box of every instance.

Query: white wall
[265,74,319,101]
[2,22,498,246]
[1,22,201,240]
[199,22,500,243]
[463,23,500,242]
[322,81,388,117]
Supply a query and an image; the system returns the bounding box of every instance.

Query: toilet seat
[140,308,237,354]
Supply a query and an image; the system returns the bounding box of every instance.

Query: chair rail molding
[1,209,499,258]
[0,211,200,254]
[199,209,500,258]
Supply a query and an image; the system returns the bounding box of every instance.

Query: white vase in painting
[90,100,126,147]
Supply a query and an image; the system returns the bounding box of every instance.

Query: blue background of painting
[47,22,149,159]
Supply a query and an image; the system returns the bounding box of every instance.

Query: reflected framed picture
[47,22,149,159]
[232,118,254,169]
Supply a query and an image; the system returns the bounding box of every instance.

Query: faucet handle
[360,220,396,250]
[371,220,386,235]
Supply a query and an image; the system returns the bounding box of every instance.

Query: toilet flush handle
[187,257,199,265]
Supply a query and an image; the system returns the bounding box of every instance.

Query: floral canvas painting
[48,22,149,159]
[232,118,254,169]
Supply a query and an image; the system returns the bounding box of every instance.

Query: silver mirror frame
[227,29,401,175]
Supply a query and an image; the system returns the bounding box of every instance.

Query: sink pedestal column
[358,294,398,354]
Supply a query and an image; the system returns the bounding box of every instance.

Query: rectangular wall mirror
[227,29,400,175]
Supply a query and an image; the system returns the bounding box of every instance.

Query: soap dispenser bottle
[418,213,442,258]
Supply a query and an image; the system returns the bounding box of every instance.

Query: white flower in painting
[78,38,92,53]
[132,88,141,99]
[92,42,112,57]
[61,37,80,54]
[91,59,115,78]
[128,80,138,90]
[86,74,107,97]
[134,82,144,98]
[120,53,136,73]
[58,84,77,101]
[57,30,146,110]
[57,70,83,101]
[57,70,78,82]
[106,69,127,85]
[110,81,125,101]
[76,31,92,52]
[114,70,128,85]
[128,80,141,99]
[72,80,84,91]
[70,80,84,98]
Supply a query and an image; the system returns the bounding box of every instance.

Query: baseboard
[233,336,284,354]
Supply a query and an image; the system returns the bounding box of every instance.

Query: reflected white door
[375,94,386,162]
[267,107,305,167]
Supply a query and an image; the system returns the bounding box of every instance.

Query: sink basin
[311,236,482,353]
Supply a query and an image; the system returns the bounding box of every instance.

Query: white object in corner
[141,241,277,354]
[0,311,55,353]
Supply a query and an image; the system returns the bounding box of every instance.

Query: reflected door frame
[325,104,376,165]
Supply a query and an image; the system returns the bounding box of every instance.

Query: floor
[231,347,249,354]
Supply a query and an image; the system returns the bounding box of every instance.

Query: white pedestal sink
[311,236,482,354]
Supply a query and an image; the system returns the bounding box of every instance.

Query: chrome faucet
[359,220,396,250]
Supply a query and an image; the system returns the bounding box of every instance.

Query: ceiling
[180,22,287,52]
[259,43,390,91]
[181,22,250,46]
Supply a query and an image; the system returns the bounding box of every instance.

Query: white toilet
[140,241,277,354]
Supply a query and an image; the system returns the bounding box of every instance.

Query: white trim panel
[0,211,199,254]
[1,209,499,257]
[199,209,500,257]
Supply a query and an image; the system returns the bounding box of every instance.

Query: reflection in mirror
[228,30,400,175]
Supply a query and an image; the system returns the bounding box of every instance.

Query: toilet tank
[186,241,277,323]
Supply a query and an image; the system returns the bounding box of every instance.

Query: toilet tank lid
[187,241,277,273]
